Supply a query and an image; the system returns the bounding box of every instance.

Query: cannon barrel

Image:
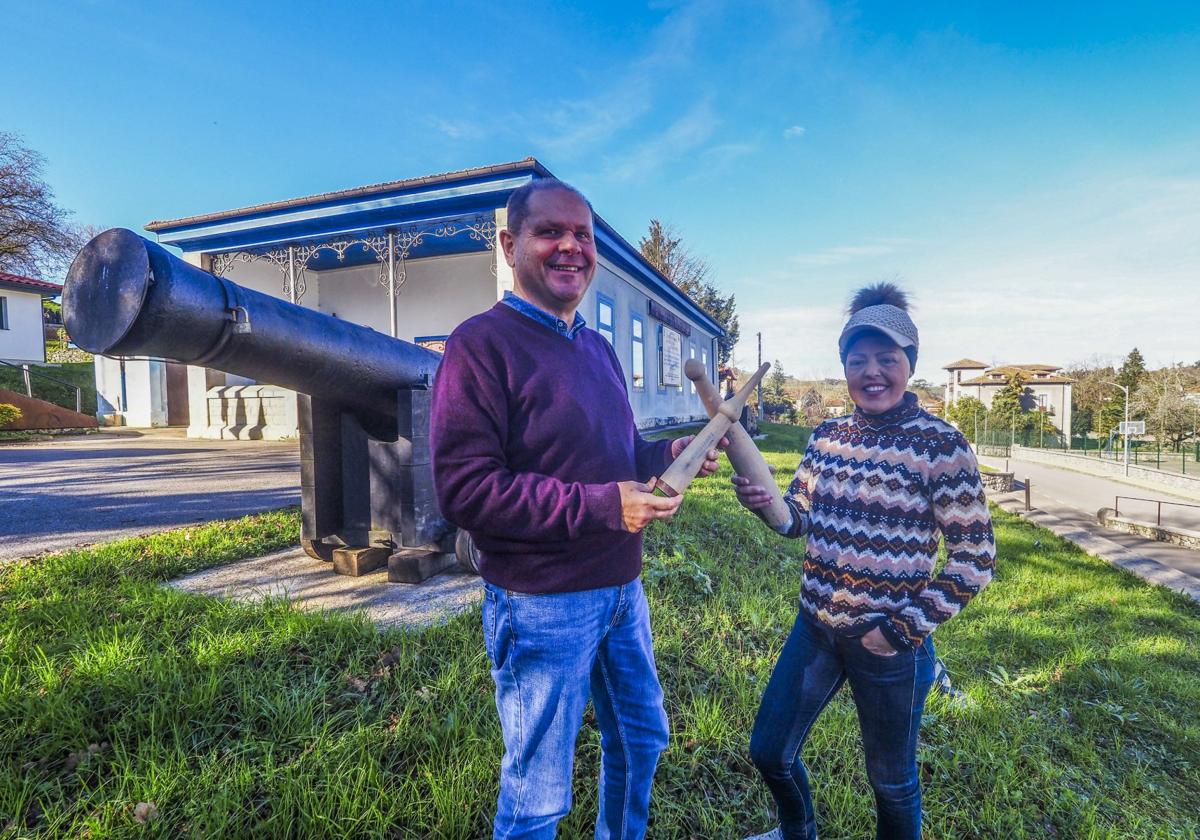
[62,228,441,423]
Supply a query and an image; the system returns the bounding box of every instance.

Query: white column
[494,208,514,300]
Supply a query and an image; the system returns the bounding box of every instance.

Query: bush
[0,403,22,428]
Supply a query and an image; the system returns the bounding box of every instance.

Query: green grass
[0,361,97,416]
[2,427,1198,838]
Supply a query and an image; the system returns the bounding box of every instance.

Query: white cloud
[600,101,719,182]
[790,239,910,267]
[734,163,1200,380]
[783,125,806,139]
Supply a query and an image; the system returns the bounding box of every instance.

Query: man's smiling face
[501,187,597,320]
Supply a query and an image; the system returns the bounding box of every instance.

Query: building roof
[0,271,62,297]
[960,364,1075,386]
[145,159,552,231]
[943,358,988,370]
[142,157,724,337]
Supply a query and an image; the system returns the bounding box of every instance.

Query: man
[430,178,721,839]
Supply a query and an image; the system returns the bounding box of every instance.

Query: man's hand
[617,480,684,533]
[669,434,729,478]
[730,464,777,512]
[861,626,898,657]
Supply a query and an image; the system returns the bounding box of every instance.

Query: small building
[943,360,1074,437]
[824,397,848,417]
[0,271,61,364]
[95,158,723,436]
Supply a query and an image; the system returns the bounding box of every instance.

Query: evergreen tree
[987,373,1026,431]
[1116,348,1147,398]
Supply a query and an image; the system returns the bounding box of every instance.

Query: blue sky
[4,1,1198,379]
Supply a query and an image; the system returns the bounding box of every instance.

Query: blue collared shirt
[501,291,587,340]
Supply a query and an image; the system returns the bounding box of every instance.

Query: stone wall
[980,471,1014,492]
[1097,508,1200,551]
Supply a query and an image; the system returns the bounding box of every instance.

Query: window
[0,296,7,330]
[597,294,615,345]
[630,314,645,390]
[689,345,697,394]
[702,348,708,381]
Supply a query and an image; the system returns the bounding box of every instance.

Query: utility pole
[757,331,763,421]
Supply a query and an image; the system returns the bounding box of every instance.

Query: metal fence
[974,427,1200,476]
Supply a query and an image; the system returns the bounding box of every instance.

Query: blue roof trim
[156,176,532,253]
[150,160,722,337]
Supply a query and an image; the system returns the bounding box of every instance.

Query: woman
[736,283,996,840]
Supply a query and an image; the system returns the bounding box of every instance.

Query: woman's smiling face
[844,332,912,414]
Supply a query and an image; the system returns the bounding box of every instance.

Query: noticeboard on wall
[661,326,682,387]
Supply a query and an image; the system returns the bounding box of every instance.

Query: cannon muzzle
[62,228,441,425]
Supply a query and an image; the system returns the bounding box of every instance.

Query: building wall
[584,260,716,429]
[0,289,47,364]
[954,380,1072,437]
[308,251,496,342]
[161,232,717,436]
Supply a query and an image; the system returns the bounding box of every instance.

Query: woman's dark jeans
[749,611,936,840]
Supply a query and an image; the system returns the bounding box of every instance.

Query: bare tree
[1132,366,1197,449]
[0,131,81,277]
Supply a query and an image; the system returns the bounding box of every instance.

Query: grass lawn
[2,424,1198,837]
[0,361,97,417]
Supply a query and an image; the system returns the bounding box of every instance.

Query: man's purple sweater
[430,302,673,594]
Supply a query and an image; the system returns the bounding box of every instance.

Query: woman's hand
[670,435,729,477]
[861,626,898,657]
[730,464,777,512]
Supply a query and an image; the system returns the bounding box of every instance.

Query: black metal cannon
[63,228,475,583]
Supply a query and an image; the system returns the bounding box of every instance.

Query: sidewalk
[982,454,1200,602]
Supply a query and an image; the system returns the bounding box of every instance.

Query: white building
[0,271,60,364]
[943,359,1074,438]
[95,159,724,437]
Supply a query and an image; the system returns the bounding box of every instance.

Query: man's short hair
[506,178,594,236]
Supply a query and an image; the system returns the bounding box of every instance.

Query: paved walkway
[0,429,299,560]
[981,453,1200,600]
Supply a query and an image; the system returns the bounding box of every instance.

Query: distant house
[943,359,1074,437]
[0,271,61,365]
[825,397,848,417]
[920,397,944,416]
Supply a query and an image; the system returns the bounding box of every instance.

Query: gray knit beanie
[837,282,919,369]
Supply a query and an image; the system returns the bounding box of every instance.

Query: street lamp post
[1107,382,1131,477]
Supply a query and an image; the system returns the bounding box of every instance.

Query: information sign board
[661,327,682,387]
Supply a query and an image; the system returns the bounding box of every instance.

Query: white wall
[309,251,496,341]
[0,290,47,364]
[583,259,718,428]
[93,355,169,426]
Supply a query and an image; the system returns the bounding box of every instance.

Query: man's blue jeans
[749,611,935,840]
[482,579,669,840]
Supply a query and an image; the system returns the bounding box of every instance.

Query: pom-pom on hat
[837,282,919,369]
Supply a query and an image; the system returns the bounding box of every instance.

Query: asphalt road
[981,455,1200,531]
[980,452,1200,582]
[0,430,300,561]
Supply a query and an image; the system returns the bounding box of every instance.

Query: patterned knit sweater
[779,392,996,651]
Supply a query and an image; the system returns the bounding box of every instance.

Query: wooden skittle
[652,362,770,498]
[684,358,790,528]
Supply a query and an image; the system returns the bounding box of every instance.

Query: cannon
[63,228,476,583]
